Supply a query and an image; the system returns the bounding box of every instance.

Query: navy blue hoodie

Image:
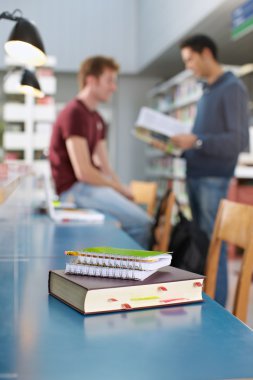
[184,71,249,178]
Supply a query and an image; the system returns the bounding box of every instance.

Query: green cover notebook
[65,246,171,260]
[65,246,172,281]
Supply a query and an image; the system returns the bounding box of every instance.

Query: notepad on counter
[65,247,172,281]
[44,176,105,224]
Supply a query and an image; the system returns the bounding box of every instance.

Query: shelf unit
[2,56,57,175]
[146,69,201,204]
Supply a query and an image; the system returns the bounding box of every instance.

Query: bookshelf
[2,56,57,175]
[146,69,201,205]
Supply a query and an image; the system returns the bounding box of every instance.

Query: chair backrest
[130,180,158,216]
[152,190,176,252]
[204,199,253,323]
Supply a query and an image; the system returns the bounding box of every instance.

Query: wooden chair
[204,199,253,323]
[130,180,158,216]
[152,190,176,252]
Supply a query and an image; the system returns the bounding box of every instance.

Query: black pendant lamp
[20,69,44,98]
[1,10,46,66]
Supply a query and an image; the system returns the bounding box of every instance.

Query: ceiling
[138,0,253,78]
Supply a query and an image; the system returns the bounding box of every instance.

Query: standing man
[171,35,249,306]
[49,56,152,248]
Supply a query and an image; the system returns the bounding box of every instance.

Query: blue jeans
[60,182,153,249]
[186,177,231,306]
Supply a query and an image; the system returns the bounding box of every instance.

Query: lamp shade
[20,69,44,98]
[5,18,46,66]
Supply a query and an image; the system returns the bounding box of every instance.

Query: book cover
[134,107,192,137]
[48,266,204,315]
[66,246,171,258]
[133,107,192,154]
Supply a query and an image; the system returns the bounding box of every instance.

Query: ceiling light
[20,69,44,98]
[1,10,46,66]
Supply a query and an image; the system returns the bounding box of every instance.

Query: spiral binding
[68,254,145,271]
[65,263,142,280]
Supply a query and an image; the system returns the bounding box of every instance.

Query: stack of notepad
[65,246,172,281]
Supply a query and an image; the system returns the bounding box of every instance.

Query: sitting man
[49,56,152,248]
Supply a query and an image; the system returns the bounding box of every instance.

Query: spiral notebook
[65,247,172,281]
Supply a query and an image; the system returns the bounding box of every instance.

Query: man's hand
[170,134,197,150]
[119,185,134,201]
[151,139,168,152]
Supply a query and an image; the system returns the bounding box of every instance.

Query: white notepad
[68,253,172,271]
[65,247,172,281]
[65,263,157,281]
[44,176,105,224]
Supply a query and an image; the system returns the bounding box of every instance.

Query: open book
[133,107,192,149]
[65,246,172,281]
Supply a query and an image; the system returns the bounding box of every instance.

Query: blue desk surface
[1,178,253,380]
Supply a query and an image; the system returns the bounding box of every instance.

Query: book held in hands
[133,107,192,150]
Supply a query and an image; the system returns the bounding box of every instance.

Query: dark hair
[180,34,218,60]
[78,56,120,89]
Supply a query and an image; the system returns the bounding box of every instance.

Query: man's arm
[94,140,120,183]
[94,139,134,199]
[66,136,133,199]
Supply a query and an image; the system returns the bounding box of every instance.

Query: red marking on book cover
[193,282,203,287]
[108,298,118,302]
[160,298,188,304]
[121,303,132,309]
[158,286,168,291]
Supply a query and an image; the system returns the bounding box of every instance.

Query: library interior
[1,1,253,379]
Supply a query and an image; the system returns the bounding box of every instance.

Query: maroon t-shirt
[49,98,107,195]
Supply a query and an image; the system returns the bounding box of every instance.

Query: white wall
[1,0,238,74]
[0,0,138,73]
[136,0,228,71]
[112,76,159,183]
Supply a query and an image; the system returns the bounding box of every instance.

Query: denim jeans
[186,177,231,306]
[60,182,153,249]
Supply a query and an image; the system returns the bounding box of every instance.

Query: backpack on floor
[150,188,209,275]
[169,208,209,275]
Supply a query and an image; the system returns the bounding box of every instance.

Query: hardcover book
[48,266,204,315]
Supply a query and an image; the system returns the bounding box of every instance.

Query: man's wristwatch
[194,138,203,149]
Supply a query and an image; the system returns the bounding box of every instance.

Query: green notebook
[65,246,171,260]
[65,246,172,276]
